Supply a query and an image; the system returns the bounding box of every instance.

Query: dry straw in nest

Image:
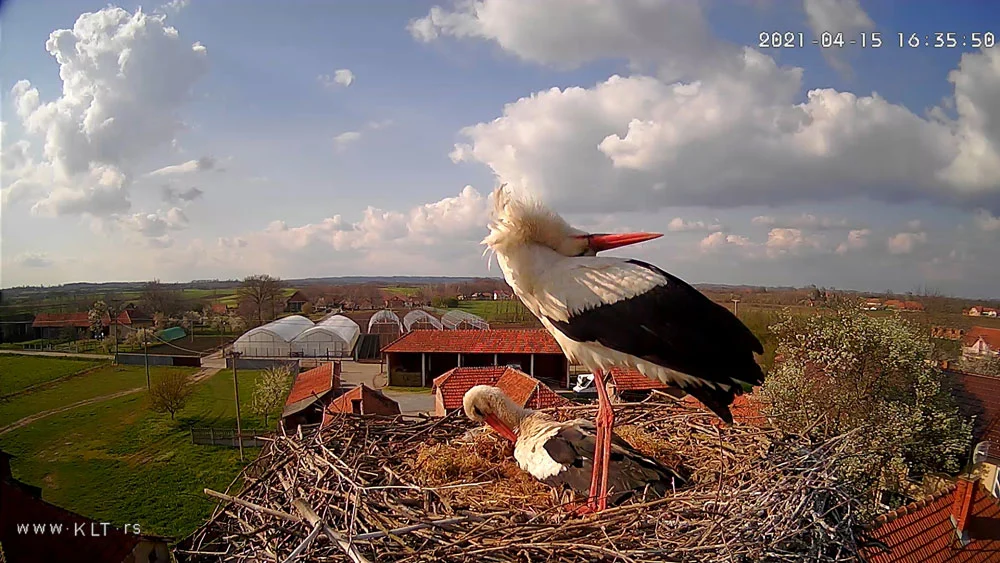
[176,400,870,562]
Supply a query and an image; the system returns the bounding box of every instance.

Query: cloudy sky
[3,1,1000,298]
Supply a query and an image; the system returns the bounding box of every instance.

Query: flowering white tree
[88,300,108,337]
[251,366,293,427]
[762,308,972,512]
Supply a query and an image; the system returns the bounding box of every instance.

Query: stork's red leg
[590,369,615,512]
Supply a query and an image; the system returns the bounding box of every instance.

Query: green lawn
[0,355,104,397]
[0,364,194,429]
[457,299,533,323]
[0,367,284,539]
[182,369,281,429]
[381,286,422,297]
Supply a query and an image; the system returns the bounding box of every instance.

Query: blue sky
[3,0,1000,298]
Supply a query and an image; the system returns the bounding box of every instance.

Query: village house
[862,299,884,311]
[884,300,925,312]
[281,362,342,431]
[0,451,171,563]
[945,366,1000,497]
[31,310,137,340]
[865,476,1000,562]
[967,306,999,318]
[321,384,400,421]
[284,290,310,313]
[430,366,570,416]
[381,329,570,389]
[962,326,1000,358]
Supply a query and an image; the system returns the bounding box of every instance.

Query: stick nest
[176,400,870,562]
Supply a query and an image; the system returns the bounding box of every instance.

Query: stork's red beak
[586,232,662,252]
[483,414,518,442]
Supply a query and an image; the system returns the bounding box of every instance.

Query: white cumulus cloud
[424,1,1000,215]
[887,231,928,254]
[5,6,208,217]
[319,68,355,89]
[667,217,723,232]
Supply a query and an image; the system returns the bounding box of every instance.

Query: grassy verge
[0,355,104,397]
[0,367,282,539]
[382,385,433,394]
[0,365,195,429]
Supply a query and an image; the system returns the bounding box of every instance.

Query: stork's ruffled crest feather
[482,184,576,254]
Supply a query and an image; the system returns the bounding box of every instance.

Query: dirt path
[0,367,220,436]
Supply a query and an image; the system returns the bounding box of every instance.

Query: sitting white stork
[482,185,764,512]
[463,385,684,507]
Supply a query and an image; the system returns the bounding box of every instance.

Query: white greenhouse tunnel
[291,314,361,357]
[233,315,314,357]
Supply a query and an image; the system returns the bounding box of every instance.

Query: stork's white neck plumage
[494,244,564,318]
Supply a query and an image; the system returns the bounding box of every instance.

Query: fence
[115,353,201,367]
[225,357,299,371]
[190,428,272,448]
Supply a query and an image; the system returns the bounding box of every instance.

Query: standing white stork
[463,385,684,507]
[482,185,764,512]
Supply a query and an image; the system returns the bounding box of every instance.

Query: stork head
[463,385,529,442]
[483,185,661,258]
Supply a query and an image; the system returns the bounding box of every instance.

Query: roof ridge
[872,485,957,526]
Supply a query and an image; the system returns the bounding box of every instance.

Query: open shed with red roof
[381,329,569,389]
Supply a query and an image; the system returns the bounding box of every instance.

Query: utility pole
[731,297,741,317]
[231,349,244,462]
[143,329,150,390]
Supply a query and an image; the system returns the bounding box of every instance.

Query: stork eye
[473,407,484,418]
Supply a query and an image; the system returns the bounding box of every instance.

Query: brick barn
[322,384,401,421]
[431,366,570,417]
[381,329,570,389]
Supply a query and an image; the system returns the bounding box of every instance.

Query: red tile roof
[31,311,132,329]
[948,369,1000,453]
[382,329,563,355]
[608,368,668,391]
[866,478,1000,562]
[324,384,401,418]
[432,367,570,411]
[284,363,340,407]
[963,326,1000,350]
[682,390,768,426]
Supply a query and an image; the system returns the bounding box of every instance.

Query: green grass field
[0,362,284,539]
[0,364,195,429]
[0,355,104,397]
[456,299,533,323]
[381,286,422,297]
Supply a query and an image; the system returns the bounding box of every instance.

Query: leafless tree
[141,279,181,316]
[149,372,195,421]
[237,274,285,325]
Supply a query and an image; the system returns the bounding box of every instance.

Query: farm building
[31,310,134,339]
[285,290,309,312]
[403,309,443,331]
[962,326,1000,358]
[282,362,342,431]
[367,309,404,354]
[946,366,1000,495]
[233,315,314,357]
[381,329,569,389]
[607,367,670,401]
[442,309,489,330]
[322,384,401,420]
[291,314,360,358]
[431,366,570,416]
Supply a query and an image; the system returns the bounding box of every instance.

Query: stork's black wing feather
[547,259,764,423]
[541,423,684,504]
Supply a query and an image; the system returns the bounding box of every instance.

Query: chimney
[950,476,976,542]
[331,361,342,392]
